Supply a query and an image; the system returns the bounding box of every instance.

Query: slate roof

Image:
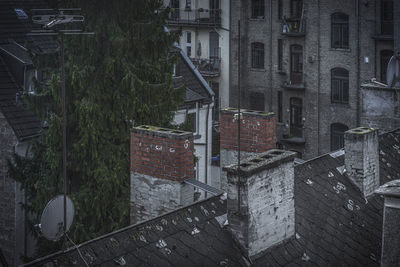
[24,195,246,267]
[174,45,214,107]
[24,130,400,266]
[0,55,41,140]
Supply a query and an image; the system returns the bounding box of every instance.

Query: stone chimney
[344,127,380,197]
[220,108,276,191]
[130,125,194,224]
[223,149,296,258]
[375,180,400,267]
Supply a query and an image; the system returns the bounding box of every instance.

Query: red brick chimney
[219,108,276,191]
[130,125,194,224]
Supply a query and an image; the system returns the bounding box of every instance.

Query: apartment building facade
[230,0,394,159]
[164,0,230,116]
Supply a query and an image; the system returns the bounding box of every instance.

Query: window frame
[251,42,265,69]
[380,50,393,83]
[330,123,348,151]
[331,68,349,104]
[251,0,265,19]
[381,0,393,35]
[331,13,349,49]
[290,44,303,84]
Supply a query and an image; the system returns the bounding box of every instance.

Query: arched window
[331,123,348,151]
[331,13,349,49]
[251,42,264,69]
[331,68,349,103]
[380,50,393,82]
[251,0,265,18]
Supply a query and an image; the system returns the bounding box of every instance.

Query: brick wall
[344,127,380,197]
[223,149,296,257]
[0,111,17,266]
[130,126,195,224]
[131,126,194,182]
[220,108,276,153]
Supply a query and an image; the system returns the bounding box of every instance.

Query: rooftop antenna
[386,0,400,87]
[29,8,94,248]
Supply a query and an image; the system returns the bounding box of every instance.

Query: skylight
[14,9,28,19]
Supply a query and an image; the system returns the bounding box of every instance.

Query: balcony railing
[167,8,221,28]
[281,17,306,37]
[191,57,221,77]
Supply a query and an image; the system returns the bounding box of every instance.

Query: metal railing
[191,56,221,77]
[167,8,221,27]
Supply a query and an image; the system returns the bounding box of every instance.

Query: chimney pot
[375,180,400,267]
[344,127,380,197]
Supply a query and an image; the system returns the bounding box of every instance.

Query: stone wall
[0,111,17,266]
[345,127,380,197]
[224,149,296,257]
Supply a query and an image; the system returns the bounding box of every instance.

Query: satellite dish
[40,195,74,241]
[386,55,400,87]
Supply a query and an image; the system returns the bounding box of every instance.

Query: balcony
[282,74,305,91]
[191,57,221,77]
[281,17,306,37]
[167,8,221,28]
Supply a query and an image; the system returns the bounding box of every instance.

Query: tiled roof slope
[254,153,384,267]
[0,0,58,53]
[24,195,246,267]
[0,56,41,140]
[379,129,400,183]
[25,130,400,266]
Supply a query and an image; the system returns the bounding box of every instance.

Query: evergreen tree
[9,0,184,257]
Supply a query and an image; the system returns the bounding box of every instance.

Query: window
[185,0,191,9]
[251,42,264,69]
[278,39,283,71]
[331,123,348,151]
[290,0,302,19]
[290,44,303,84]
[290,97,303,137]
[331,68,349,103]
[278,91,283,122]
[185,31,192,57]
[331,13,349,49]
[381,50,393,83]
[251,0,265,18]
[249,92,265,111]
[185,112,196,133]
[381,0,393,35]
[278,0,283,20]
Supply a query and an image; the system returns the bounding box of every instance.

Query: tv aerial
[39,195,75,241]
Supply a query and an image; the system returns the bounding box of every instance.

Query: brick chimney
[223,149,296,258]
[375,180,400,267]
[344,127,380,197]
[130,125,194,224]
[219,108,276,191]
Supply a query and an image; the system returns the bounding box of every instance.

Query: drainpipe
[204,103,210,198]
[268,0,273,111]
[356,0,361,127]
[317,0,321,155]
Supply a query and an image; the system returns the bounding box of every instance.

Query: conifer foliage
[9,0,184,256]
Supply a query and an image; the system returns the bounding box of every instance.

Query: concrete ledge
[132,125,192,140]
[221,107,275,118]
[222,149,297,178]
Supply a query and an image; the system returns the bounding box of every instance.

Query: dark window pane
[251,42,264,69]
[331,123,348,151]
[252,0,265,18]
[381,50,393,82]
[331,68,349,103]
[278,91,283,122]
[250,92,265,111]
[331,13,349,48]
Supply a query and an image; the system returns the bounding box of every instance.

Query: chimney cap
[375,180,400,198]
[221,107,275,118]
[222,149,297,178]
[131,125,193,140]
[345,127,376,135]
